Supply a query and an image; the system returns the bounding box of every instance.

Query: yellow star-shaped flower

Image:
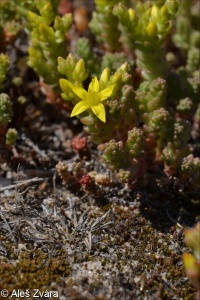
[60,77,115,123]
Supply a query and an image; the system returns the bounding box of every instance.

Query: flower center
[87,91,100,106]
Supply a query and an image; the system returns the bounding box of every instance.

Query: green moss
[0,247,71,292]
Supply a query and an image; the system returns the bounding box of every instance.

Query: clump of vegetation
[183,222,200,300]
[0,93,14,162]
[58,0,199,190]
[0,0,199,299]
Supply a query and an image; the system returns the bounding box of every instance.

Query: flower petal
[71,84,88,99]
[91,103,106,122]
[89,76,99,92]
[60,79,87,99]
[71,101,89,117]
[99,85,115,101]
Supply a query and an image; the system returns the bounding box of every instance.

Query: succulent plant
[183,223,200,300]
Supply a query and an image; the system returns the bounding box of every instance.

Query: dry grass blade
[0,177,45,191]
[0,211,16,242]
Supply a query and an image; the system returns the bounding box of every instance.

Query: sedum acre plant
[57,0,200,190]
[0,0,199,192]
[183,223,200,300]
[0,53,10,90]
[0,93,14,162]
[0,1,199,298]
[90,0,180,81]
[26,1,72,103]
[60,76,116,123]
[0,0,72,105]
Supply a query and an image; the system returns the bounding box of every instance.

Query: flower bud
[146,22,158,38]
[128,8,137,22]
[67,53,77,68]
[72,59,88,82]
[165,0,180,15]
[151,5,159,19]
[110,73,121,85]
[159,5,169,18]
[100,67,110,83]
[59,54,77,80]
[118,62,128,72]
[59,79,75,100]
